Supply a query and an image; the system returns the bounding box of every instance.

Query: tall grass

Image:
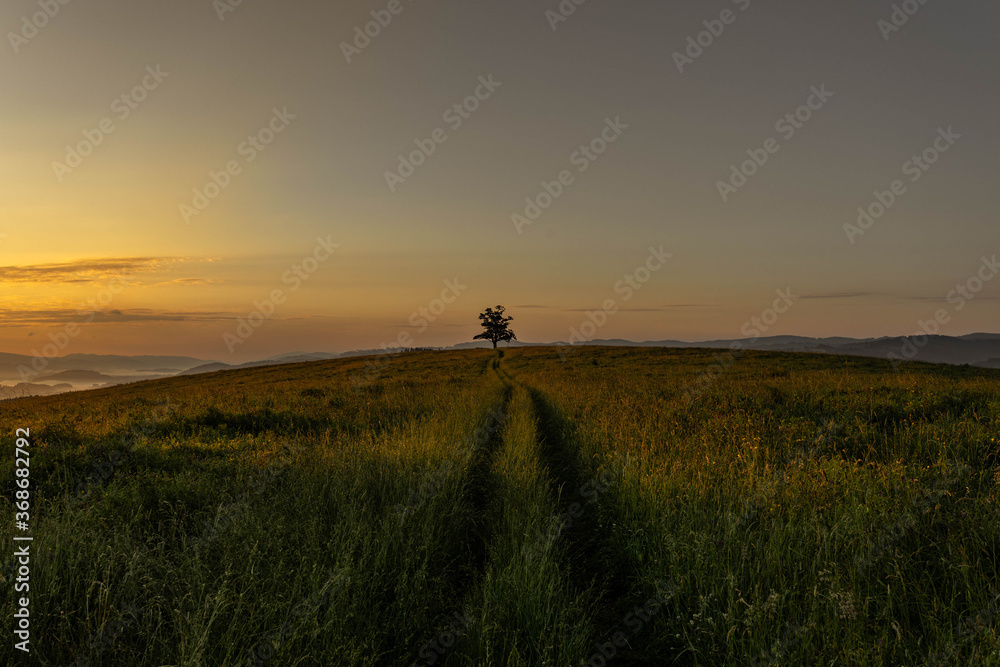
[505,346,1000,665]
[1,347,998,665]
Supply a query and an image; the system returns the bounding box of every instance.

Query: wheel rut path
[489,355,646,658]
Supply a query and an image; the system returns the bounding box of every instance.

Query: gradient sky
[1,0,997,362]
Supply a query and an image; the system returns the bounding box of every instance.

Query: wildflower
[763,591,780,617]
[831,591,857,620]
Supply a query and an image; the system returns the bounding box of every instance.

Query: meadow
[1,346,998,666]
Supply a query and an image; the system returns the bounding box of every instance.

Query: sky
[1,0,998,362]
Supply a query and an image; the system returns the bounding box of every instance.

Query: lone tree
[474,305,517,349]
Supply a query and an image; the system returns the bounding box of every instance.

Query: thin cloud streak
[0,257,179,283]
[799,292,873,300]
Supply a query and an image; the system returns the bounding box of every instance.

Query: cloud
[564,304,714,313]
[907,294,1000,302]
[0,307,234,326]
[0,257,180,284]
[149,278,222,286]
[799,292,872,300]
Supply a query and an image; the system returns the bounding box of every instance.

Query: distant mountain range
[177,352,340,376]
[2,336,998,399]
[543,333,1000,367]
[0,351,338,396]
[0,382,75,400]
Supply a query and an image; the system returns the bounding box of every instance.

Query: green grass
[2,347,998,665]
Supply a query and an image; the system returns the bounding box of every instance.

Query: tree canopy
[473,305,516,349]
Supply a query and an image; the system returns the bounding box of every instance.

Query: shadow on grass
[526,387,660,663]
[457,383,514,583]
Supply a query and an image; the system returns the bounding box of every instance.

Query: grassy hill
[2,347,998,665]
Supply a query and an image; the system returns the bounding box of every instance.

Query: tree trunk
[492,340,497,348]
